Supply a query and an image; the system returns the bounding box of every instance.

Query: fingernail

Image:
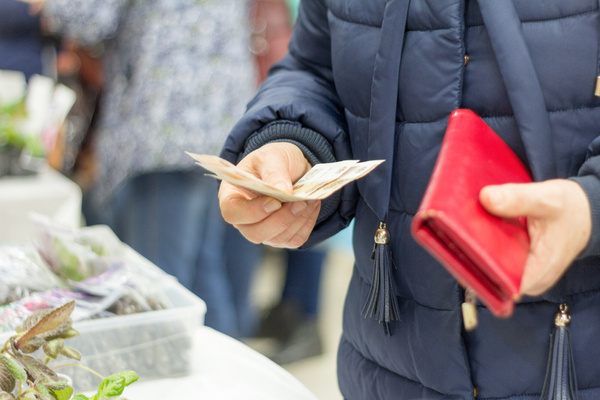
[264,199,282,213]
[291,201,307,215]
[487,189,504,207]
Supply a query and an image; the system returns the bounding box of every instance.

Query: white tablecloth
[120,326,319,400]
[0,165,82,243]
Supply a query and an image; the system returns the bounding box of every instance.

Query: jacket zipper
[462,287,478,331]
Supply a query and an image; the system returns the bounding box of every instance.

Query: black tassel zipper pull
[362,222,400,335]
[540,303,578,400]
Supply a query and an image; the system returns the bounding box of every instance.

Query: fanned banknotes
[186,152,384,202]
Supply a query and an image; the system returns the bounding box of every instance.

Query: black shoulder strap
[478,0,557,181]
[364,0,411,221]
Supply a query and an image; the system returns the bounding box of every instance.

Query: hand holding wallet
[411,109,532,318]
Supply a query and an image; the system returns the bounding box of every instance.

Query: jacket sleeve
[571,140,600,258]
[220,0,356,247]
[42,0,131,45]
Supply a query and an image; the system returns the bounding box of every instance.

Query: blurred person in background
[255,247,327,365]
[0,1,103,176]
[24,0,258,337]
[0,0,53,80]
[247,0,330,365]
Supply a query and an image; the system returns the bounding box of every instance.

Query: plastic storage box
[0,247,206,392]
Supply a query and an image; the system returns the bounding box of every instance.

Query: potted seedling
[0,301,137,400]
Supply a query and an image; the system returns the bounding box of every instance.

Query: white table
[120,326,319,400]
[0,165,82,243]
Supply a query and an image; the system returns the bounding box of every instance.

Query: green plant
[0,97,45,158]
[0,301,137,400]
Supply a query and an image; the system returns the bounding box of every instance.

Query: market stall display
[1,218,319,399]
[0,220,206,392]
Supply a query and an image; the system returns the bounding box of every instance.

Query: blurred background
[0,0,354,398]
[249,228,354,400]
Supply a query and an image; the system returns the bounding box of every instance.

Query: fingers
[520,216,589,297]
[218,142,318,248]
[218,142,311,225]
[219,182,320,247]
[479,180,591,297]
[262,201,321,248]
[236,200,321,248]
[219,143,321,248]
[219,181,283,225]
[519,230,564,296]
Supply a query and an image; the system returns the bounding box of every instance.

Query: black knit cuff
[242,121,334,162]
[242,121,339,225]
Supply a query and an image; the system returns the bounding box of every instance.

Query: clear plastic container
[0,248,206,392]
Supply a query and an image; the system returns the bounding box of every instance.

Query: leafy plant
[0,301,137,400]
[0,98,44,158]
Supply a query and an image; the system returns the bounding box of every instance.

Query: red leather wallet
[411,109,532,317]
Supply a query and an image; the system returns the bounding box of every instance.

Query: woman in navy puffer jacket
[220,0,600,398]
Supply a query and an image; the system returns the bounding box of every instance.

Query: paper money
[185,152,384,202]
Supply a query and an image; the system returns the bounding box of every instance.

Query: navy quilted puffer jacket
[222,0,600,398]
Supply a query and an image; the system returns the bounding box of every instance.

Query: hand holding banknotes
[218,142,322,248]
[480,179,591,297]
[189,142,383,248]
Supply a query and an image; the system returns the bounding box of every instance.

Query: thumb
[479,182,550,219]
[256,155,295,193]
[247,142,311,193]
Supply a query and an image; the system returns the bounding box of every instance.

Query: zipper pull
[362,222,400,335]
[462,287,478,331]
[540,303,578,399]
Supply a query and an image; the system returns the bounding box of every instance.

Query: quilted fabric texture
[222,1,600,398]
